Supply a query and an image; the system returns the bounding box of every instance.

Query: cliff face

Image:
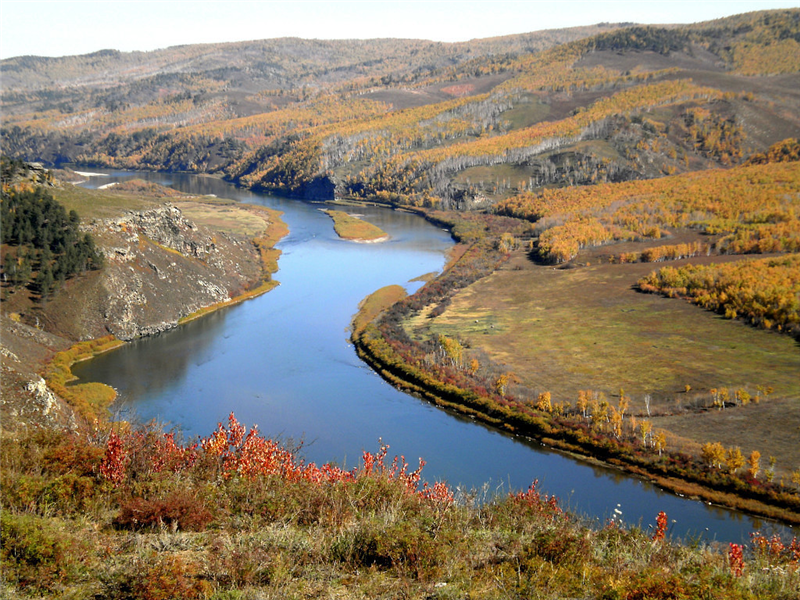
[85,203,264,340]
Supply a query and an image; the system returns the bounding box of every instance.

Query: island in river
[322,208,389,242]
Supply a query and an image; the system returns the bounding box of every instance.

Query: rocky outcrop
[85,203,264,340]
[1,201,274,430]
[0,315,77,432]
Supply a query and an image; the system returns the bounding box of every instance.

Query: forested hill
[2,9,799,206]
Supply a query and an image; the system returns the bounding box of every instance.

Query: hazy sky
[1,1,798,60]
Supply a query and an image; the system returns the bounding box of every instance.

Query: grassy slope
[3,422,799,600]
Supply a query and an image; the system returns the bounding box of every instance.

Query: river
[72,171,795,543]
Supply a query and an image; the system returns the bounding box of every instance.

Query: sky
[0,0,798,60]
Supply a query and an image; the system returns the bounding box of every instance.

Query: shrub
[113,493,215,532]
[134,555,211,600]
[0,512,93,593]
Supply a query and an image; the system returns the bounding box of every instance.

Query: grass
[420,253,800,400]
[2,420,799,600]
[52,185,161,220]
[176,200,270,237]
[43,336,126,422]
[500,95,551,130]
[322,209,389,242]
[412,250,800,475]
[352,285,407,335]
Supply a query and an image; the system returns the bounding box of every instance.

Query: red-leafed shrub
[113,493,214,532]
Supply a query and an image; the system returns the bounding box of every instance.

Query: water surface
[73,172,795,543]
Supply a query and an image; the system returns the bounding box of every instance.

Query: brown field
[176,200,269,237]
[410,246,800,474]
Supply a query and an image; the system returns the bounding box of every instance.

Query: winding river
[73,171,795,543]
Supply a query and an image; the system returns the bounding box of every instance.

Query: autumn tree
[702,442,726,469]
[438,334,464,369]
[468,358,480,376]
[639,420,653,447]
[726,446,745,474]
[495,372,519,398]
[610,406,622,440]
[747,450,761,479]
[617,391,629,421]
[576,390,590,419]
[765,456,777,483]
[736,388,751,406]
[536,391,552,413]
[654,430,667,457]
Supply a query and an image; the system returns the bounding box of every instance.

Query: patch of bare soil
[365,74,512,110]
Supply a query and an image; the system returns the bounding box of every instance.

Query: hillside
[1,164,287,432]
[2,10,798,205]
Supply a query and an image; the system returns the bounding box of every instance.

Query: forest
[1,159,104,300]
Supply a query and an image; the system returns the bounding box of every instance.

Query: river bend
[73,171,795,543]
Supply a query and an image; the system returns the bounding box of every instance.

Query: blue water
[72,171,796,544]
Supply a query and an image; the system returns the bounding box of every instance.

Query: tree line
[1,177,103,299]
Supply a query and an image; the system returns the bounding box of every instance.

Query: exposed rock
[80,203,264,340]
[0,315,76,433]
[25,377,61,416]
[1,198,273,430]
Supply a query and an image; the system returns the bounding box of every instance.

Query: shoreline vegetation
[351,300,800,527]
[322,208,390,243]
[349,219,800,527]
[4,414,799,599]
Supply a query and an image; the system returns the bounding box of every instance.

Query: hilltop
[1,10,798,204]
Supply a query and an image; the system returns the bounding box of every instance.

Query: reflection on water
[103,310,228,411]
[72,171,796,544]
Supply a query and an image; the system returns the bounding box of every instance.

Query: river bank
[61,172,795,542]
[1,175,290,430]
[350,272,800,528]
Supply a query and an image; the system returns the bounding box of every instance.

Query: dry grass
[654,397,800,479]
[322,209,389,242]
[52,185,161,220]
[176,200,269,237]
[3,422,798,600]
[413,249,800,471]
[352,285,407,335]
